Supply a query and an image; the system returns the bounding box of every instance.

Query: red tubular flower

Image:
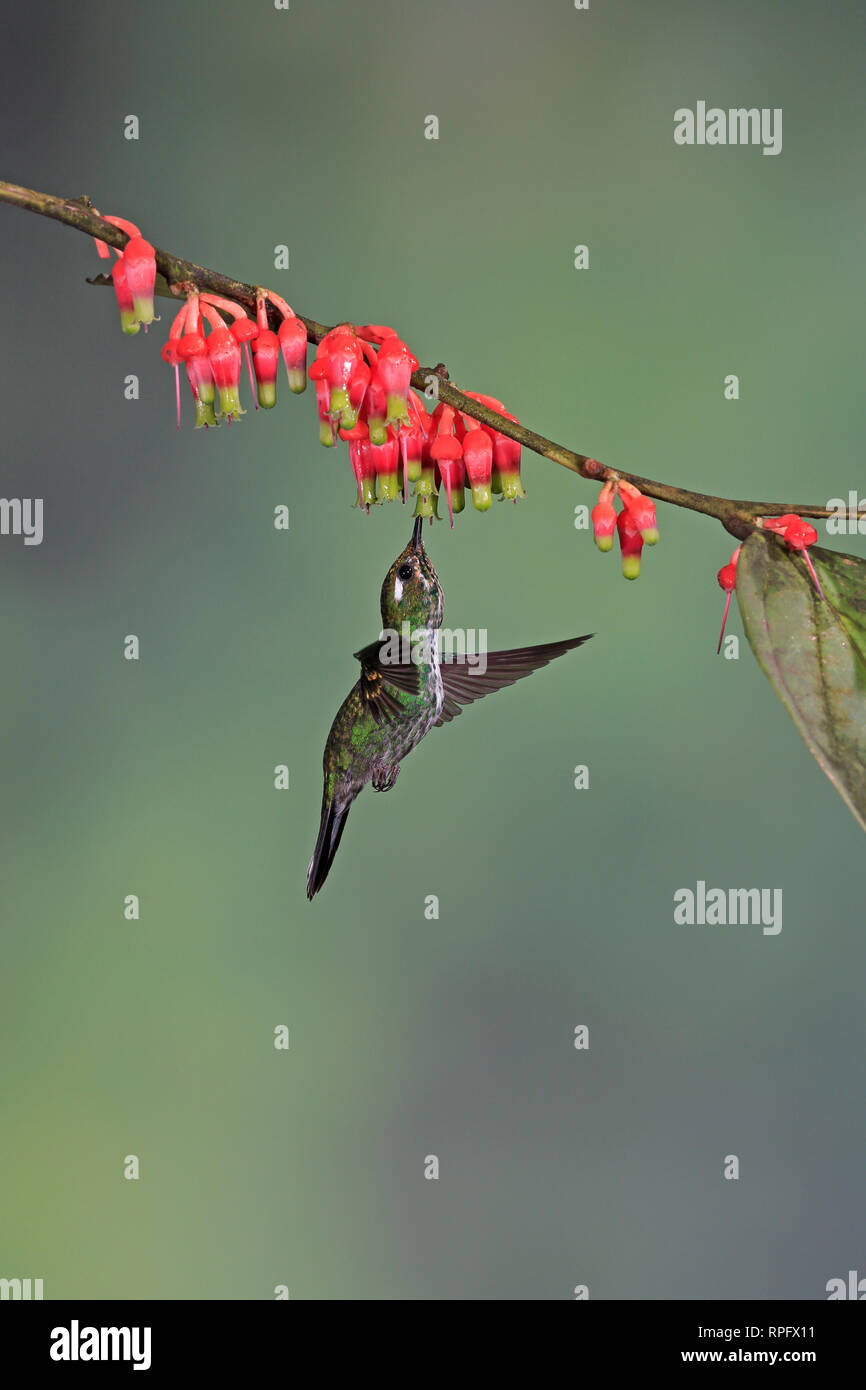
[122,235,157,327]
[310,327,365,426]
[399,395,428,494]
[315,378,336,446]
[429,408,465,527]
[462,429,493,511]
[346,433,377,511]
[413,427,440,520]
[278,316,308,394]
[617,507,643,580]
[111,257,139,336]
[229,316,259,407]
[490,425,524,501]
[591,482,617,552]
[361,374,388,445]
[341,359,371,431]
[252,330,280,409]
[761,513,800,534]
[262,291,308,395]
[372,336,420,428]
[783,520,819,549]
[358,324,398,344]
[619,480,659,545]
[371,429,401,503]
[93,216,156,332]
[207,325,244,422]
[716,545,742,653]
[161,298,196,428]
[762,514,824,599]
[177,334,218,429]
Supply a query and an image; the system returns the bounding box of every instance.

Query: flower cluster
[311,330,525,523]
[96,216,529,523]
[159,289,307,429]
[590,476,659,579]
[714,513,823,653]
[94,216,157,335]
[761,513,824,599]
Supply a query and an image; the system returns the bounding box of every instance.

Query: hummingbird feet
[371,762,400,792]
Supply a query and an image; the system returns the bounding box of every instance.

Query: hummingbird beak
[411,515,424,552]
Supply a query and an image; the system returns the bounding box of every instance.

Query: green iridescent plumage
[306,517,593,899]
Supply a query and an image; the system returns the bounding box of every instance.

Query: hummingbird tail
[306,799,351,901]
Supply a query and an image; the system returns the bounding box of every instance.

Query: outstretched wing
[353,639,421,727]
[436,633,593,725]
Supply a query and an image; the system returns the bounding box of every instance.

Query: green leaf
[737,531,866,830]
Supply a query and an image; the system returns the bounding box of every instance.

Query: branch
[0,179,850,541]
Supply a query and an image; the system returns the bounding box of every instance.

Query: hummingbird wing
[353,639,421,727]
[435,634,593,725]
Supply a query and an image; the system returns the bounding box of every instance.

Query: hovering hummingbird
[307,517,593,898]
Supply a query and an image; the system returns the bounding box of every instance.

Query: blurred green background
[1,0,865,1299]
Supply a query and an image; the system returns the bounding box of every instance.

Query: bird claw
[371,764,400,792]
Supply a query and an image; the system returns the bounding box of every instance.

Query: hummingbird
[306,516,592,899]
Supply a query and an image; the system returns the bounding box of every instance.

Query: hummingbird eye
[397,562,414,582]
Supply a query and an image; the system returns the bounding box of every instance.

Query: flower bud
[122,235,157,327]
[252,329,280,409]
[277,314,308,393]
[207,325,244,421]
[111,257,140,335]
[430,434,465,527]
[462,429,493,511]
[617,507,643,580]
[591,484,617,552]
[619,481,659,544]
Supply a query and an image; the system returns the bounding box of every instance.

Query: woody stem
[0,178,851,540]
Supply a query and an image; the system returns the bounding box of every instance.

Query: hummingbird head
[380,516,443,631]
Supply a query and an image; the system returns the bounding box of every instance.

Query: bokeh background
[1,0,865,1300]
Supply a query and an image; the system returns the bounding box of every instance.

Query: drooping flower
[461,392,525,502]
[762,514,824,598]
[617,507,643,580]
[716,546,742,653]
[372,335,420,428]
[309,326,367,429]
[461,428,493,511]
[111,257,139,336]
[122,235,157,327]
[428,406,465,526]
[372,428,401,503]
[94,215,156,333]
[265,291,308,395]
[591,481,617,551]
[316,377,336,447]
[399,396,428,495]
[619,479,659,545]
[340,424,377,510]
[491,423,525,502]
